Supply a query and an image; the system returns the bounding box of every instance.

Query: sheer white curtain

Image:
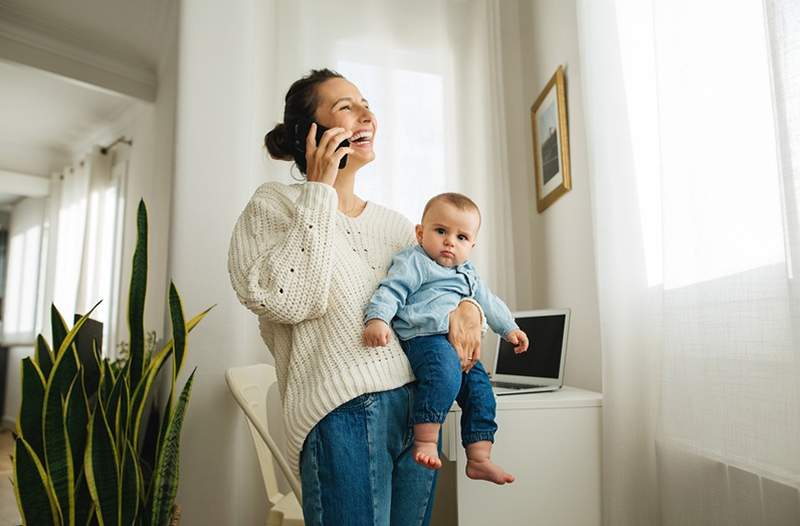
[261,0,516,301]
[578,0,800,524]
[2,197,46,344]
[45,146,122,351]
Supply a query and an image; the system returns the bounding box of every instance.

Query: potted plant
[12,200,212,525]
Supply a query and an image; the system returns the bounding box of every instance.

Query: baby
[363,192,529,485]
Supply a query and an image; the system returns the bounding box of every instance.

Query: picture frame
[530,65,571,213]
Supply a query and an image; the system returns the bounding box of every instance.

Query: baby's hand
[364,319,392,347]
[505,329,529,354]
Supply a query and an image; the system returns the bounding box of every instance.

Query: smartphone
[293,119,349,169]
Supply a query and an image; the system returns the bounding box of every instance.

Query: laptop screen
[495,313,566,379]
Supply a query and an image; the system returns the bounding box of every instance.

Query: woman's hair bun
[265,123,294,161]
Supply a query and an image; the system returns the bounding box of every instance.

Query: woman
[228,69,483,525]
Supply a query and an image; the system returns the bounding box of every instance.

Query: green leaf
[128,199,148,391]
[17,358,45,463]
[43,346,78,522]
[149,369,196,526]
[51,304,68,359]
[43,301,103,519]
[168,282,186,379]
[82,339,102,400]
[99,360,115,408]
[105,375,125,457]
[36,334,54,379]
[119,440,140,526]
[117,379,130,450]
[61,395,76,525]
[66,374,91,525]
[85,399,119,526]
[74,470,93,526]
[65,376,89,482]
[130,307,212,451]
[13,437,61,526]
[138,402,160,503]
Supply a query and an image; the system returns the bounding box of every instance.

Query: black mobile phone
[293,119,349,169]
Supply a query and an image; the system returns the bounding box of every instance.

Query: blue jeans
[401,335,497,446]
[299,383,438,526]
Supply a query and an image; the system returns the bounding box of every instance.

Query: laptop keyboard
[491,381,548,390]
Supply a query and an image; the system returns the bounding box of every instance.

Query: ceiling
[0,60,134,176]
[0,0,174,72]
[0,0,174,187]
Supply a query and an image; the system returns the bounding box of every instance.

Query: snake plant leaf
[74,470,92,526]
[61,397,76,525]
[100,359,115,408]
[17,358,46,463]
[35,334,54,380]
[81,340,102,399]
[51,304,68,359]
[55,301,102,358]
[81,338,101,401]
[105,374,125,453]
[138,401,160,502]
[42,303,101,523]
[130,306,212,450]
[43,345,79,522]
[85,399,119,526]
[13,437,61,526]
[86,505,98,526]
[115,379,130,459]
[129,199,148,391]
[66,376,89,475]
[73,371,94,526]
[149,369,196,526]
[119,439,140,526]
[168,282,186,380]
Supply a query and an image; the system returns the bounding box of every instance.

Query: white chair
[226,364,304,526]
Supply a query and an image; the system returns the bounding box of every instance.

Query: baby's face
[416,202,480,267]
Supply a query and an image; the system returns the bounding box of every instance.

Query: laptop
[491,308,571,395]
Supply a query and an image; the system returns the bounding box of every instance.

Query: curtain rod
[100,136,133,155]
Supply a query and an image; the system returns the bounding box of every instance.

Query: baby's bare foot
[413,441,442,470]
[465,459,515,485]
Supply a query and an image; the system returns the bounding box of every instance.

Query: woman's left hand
[448,301,483,372]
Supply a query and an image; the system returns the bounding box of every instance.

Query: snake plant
[12,200,212,525]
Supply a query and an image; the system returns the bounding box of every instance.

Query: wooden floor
[0,430,21,525]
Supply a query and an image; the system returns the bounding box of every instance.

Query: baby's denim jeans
[299,383,438,526]
[401,334,498,446]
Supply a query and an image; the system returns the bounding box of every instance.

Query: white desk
[439,387,603,526]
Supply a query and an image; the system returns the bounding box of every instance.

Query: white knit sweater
[228,181,417,476]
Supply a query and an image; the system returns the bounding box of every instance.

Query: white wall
[113,14,178,350]
[170,1,277,524]
[498,0,602,392]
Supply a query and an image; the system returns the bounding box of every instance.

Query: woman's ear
[415,224,424,244]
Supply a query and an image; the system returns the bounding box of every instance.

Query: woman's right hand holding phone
[305,123,354,186]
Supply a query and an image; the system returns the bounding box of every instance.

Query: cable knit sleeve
[228,182,338,323]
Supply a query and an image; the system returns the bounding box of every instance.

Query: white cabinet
[438,387,602,526]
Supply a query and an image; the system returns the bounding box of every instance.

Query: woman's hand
[305,123,354,186]
[448,301,483,372]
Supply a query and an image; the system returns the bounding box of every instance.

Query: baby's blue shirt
[364,245,518,341]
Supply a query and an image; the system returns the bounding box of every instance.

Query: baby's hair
[422,192,482,227]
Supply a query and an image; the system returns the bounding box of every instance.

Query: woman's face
[313,78,377,167]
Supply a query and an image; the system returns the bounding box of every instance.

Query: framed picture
[530,65,571,212]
